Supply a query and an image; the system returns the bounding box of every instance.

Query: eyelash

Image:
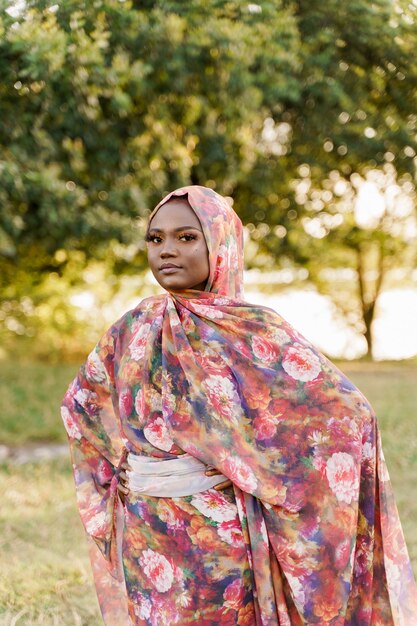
[145,233,197,243]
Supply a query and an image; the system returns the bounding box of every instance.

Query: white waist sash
[126,452,227,497]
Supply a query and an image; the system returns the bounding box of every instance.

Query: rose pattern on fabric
[282,343,322,382]
[326,452,360,504]
[143,416,174,452]
[203,375,240,422]
[190,490,238,523]
[139,549,174,593]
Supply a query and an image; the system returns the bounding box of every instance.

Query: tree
[1,0,417,356]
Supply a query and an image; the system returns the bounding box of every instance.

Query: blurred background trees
[1,0,416,359]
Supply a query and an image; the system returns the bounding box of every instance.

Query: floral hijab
[62,186,417,625]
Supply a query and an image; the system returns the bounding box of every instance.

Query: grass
[0,457,102,626]
[0,362,78,446]
[0,360,416,624]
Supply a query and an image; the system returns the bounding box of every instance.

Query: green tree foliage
[1,0,416,357]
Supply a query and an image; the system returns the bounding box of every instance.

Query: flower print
[308,430,329,446]
[148,386,163,412]
[157,501,186,532]
[218,518,244,547]
[383,523,410,565]
[129,323,151,360]
[362,441,374,461]
[61,406,82,439]
[192,303,224,319]
[313,581,341,620]
[286,573,306,609]
[133,592,152,620]
[312,452,327,476]
[149,593,180,626]
[96,459,114,486]
[204,375,240,421]
[223,456,258,492]
[85,350,107,383]
[237,603,256,626]
[144,416,174,452]
[251,336,280,365]
[149,592,180,626]
[325,452,360,504]
[282,343,322,382]
[187,516,219,550]
[385,557,401,599]
[134,387,146,419]
[177,589,192,608]
[85,510,108,535]
[223,579,244,610]
[335,538,351,569]
[139,549,174,593]
[227,237,239,272]
[253,413,276,440]
[119,388,133,418]
[213,297,231,306]
[244,377,271,410]
[213,244,228,284]
[191,490,237,523]
[233,339,254,360]
[269,327,290,345]
[74,388,99,417]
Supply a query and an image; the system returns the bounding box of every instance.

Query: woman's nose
[160,238,178,257]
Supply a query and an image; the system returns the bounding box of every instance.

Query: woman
[62,185,417,625]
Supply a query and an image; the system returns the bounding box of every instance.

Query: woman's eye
[179,234,197,241]
[147,235,162,243]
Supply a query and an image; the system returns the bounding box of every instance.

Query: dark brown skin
[117,198,232,502]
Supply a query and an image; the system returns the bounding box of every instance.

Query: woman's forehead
[148,197,202,229]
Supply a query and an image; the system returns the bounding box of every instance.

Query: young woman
[62,186,417,625]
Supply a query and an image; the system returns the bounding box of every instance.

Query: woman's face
[146,198,210,292]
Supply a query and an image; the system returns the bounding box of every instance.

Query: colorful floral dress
[62,186,417,625]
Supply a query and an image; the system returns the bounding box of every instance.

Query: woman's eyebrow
[148,226,203,233]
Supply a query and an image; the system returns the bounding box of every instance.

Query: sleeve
[61,325,126,578]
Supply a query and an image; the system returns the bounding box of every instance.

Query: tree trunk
[356,243,385,360]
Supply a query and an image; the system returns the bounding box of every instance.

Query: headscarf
[62,186,417,625]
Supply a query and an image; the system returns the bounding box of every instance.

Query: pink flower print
[119,388,133,418]
[96,459,114,486]
[85,510,108,535]
[129,323,151,360]
[253,413,277,440]
[139,549,174,593]
[223,579,244,610]
[223,456,258,492]
[149,593,180,626]
[282,343,322,382]
[325,452,360,504]
[74,389,99,417]
[192,303,224,319]
[204,375,240,421]
[61,406,82,440]
[134,387,146,422]
[251,336,280,365]
[133,593,151,620]
[191,490,237,523]
[218,519,244,547]
[85,350,107,383]
[143,416,174,452]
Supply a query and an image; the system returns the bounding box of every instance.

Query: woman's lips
[159,264,182,274]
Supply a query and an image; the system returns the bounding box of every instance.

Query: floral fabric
[62,185,417,625]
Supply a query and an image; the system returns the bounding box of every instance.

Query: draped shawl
[62,185,417,625]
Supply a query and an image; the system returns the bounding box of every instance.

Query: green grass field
[1,360,416,625]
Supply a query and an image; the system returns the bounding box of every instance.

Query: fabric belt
[126,452,227,497]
